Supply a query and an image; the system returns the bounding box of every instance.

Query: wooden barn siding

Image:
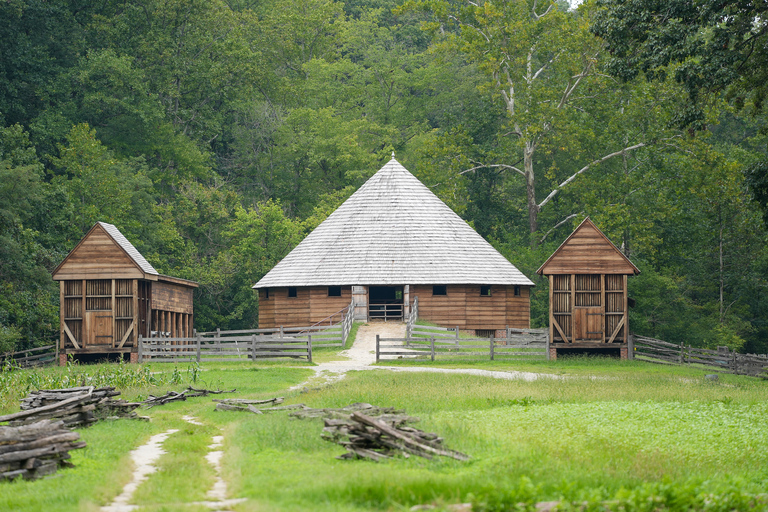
[412,285,468,329]
[413,285,530,330]
[308,287,352,322]
[152,282,194,314]
[540,224,637,275]
[54,228,145,281]
[257,287,351,328]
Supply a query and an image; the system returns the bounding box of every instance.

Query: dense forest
[2,0,768,354]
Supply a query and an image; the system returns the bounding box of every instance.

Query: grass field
[1,356,767,511]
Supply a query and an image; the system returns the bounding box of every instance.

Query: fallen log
[143,387,237,407]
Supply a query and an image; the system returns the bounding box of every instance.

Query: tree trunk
[524,141,538,241]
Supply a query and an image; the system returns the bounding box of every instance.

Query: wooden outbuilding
[253,158,534,335]
[537,217,639,359]
[51,222,198,364]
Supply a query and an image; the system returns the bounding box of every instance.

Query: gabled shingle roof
[97,222,159,275]
[254,158,534,288]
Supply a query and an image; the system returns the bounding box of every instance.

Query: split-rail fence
[137,301,355,363]
[1,344,58,368]
[633,335,768,377]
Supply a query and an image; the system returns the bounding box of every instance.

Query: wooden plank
[63,323,80,350]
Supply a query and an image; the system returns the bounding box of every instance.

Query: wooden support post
[627,334,634,360]
[137,335,143,363]
[250,335,255,360]
[456,326,460,347]
[546,328,551,361]
[196,333,202,363]
[307,335,312,363]
[59,281,65,352]
[490,333,495,361]
[376,335,380,362]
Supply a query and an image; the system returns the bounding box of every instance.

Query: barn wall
[309,287,353,324]
[412,285,530,330]
[54,228,145,281]
[539,222,637,275]
[257,286,352,328]
[152,282,194,314]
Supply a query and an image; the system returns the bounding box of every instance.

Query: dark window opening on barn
[328,286,341,297]
[514,285,521,296]
[264,288,270,299]
[288,287,297,298]
[476,329,495,338]
[433,285,447,296]
[480,285,492,296]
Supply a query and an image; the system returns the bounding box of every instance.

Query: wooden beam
[552,317,570,344]
[117,322,134,349]
[111,279,116,348]
[600,274,606,343]
[133,279,139,347]
[607,316,625,344]
[59,281,66,351]
[548,275,555,346]
[63,322,80,350]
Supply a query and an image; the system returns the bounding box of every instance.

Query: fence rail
[376,335,547,362]
[1,344,58,368]
[633,335,768,377]
[137,334,311,363]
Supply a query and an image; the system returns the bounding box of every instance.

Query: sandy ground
[295,321,553,389]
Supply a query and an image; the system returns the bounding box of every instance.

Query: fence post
[679,342,684,364]
[490,333,495,361]
[430,337,435,362]
[627,334,634,360]
[196,333,201,363]
[307,335,312,363]
[250,335,256,360]
[376,334,380,363]
[506,325,511,347]
[456,326,460,347]
[545,329,550,361]
[137,335,143,363]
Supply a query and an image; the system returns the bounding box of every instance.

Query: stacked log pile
[289,403,469,462]
[0,419,86,481]
[322,411,469,462]
[0,386,144,427]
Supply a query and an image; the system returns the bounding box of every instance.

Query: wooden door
[85,311,114,347]
[574,308,603,341]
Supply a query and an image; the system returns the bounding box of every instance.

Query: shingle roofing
[97,221,159,276]
[253,158,534,288]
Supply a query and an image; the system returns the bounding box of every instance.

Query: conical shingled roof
[253,158,534,288]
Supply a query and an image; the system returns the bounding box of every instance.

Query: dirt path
[296,321,553,389]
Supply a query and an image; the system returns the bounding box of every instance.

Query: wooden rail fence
[377,331,547,362]
[633,335,768,377]
[1,344,58,368]
[137,334,311,363]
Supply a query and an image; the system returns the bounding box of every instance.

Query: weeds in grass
[0,358,207,412]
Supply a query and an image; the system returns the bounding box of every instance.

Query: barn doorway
[368,286,404,321]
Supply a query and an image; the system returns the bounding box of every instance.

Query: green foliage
[593,0,768,128]
[0,0,766,356]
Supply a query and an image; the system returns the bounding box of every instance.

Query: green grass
[2,359,768,511]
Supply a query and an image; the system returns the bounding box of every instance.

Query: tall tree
[403,0,668,243]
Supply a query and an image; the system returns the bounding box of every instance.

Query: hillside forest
[2,0,768,355]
